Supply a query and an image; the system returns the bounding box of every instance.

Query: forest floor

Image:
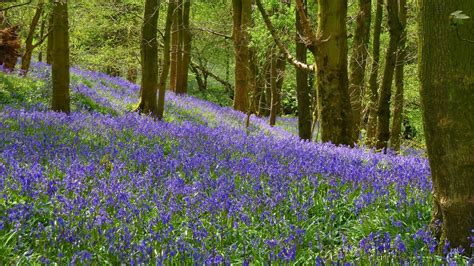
[0,63,471,264]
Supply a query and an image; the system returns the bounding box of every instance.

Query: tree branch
[191,27,232,40]
[294,0,318,55]
[0,0,32,12]
[190,60,233,91]
[255,0,314,72]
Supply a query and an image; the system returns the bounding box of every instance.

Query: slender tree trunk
[365,0,383,145]
[176,0,191,94]
[295,0,312,140]
[51,0,70,113]
[175,0,185,93]
[275,53,285,115]
[375,0,402,150]
[137,0,160,116]
[269,51,278,126]
[348,0,371,142]
[389,0,407,151]
[316,0,353,145]
[46,10,54,65]
[37,11,46,62]
[157,0,175,120]
[418,0,474,256]
[232,0,252,112]
[170,1,179,92]
[21,0,44,75]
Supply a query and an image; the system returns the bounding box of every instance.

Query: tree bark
[232,0,252,112]
[295,0,312,140]
[316,0,353,146]
[389,0,407,151]
[137,0,160,116]
[0,26,20,71]
[365,0,383,145]
[375,0,402,150]
[348,0,371,142]
[157,0,175,120]
[51,0,70,113]
[418,0,474,256]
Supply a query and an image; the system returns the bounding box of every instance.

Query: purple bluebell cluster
[0,63,472,264]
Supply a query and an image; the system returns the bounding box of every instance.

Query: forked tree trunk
[51,0,70,113]
[316,0,353,145]
[157,0,175,120]
[375,0,402,150]
[232,0,251,112]
[389,0,407,151]
[348,0,371,142]
[295,0,312,140]
[365,0,383,145]
[21,0,44,75]
[418,0,474,256]
[137,0,160,116]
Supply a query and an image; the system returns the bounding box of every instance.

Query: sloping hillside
[0,65,469,264]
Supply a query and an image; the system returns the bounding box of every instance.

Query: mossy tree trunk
[232,0,251,112]
[51,0,70,114]
[389,0,407,151]
[295,0,312,140]
[137,0,160,116]
[348,0,371,142]
[375,0,402,150]
[316,0,353,145]
[365,0,383,145]
[418,0,474,256]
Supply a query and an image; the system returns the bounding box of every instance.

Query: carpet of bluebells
[0,62,472,265]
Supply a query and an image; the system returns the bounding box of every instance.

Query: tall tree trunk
[232,0,251,112]
[170,1,179,92]
[316,0,353,146]
[175,0,185,94]
[137,0,160,116]
[348,0,371,142]
[46,10,54,65]
[37,11,46,62]
[365,0,383,145]
[269,51,278,126]
[389,0,407,151]
[21,0,44,75]
[157,0,175,120]
[375,0,402,150]
[295,0,312,140]
[176,0,191,94]
[275,53,285,115]
[51,0,70,113]
[418,0,474,256]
